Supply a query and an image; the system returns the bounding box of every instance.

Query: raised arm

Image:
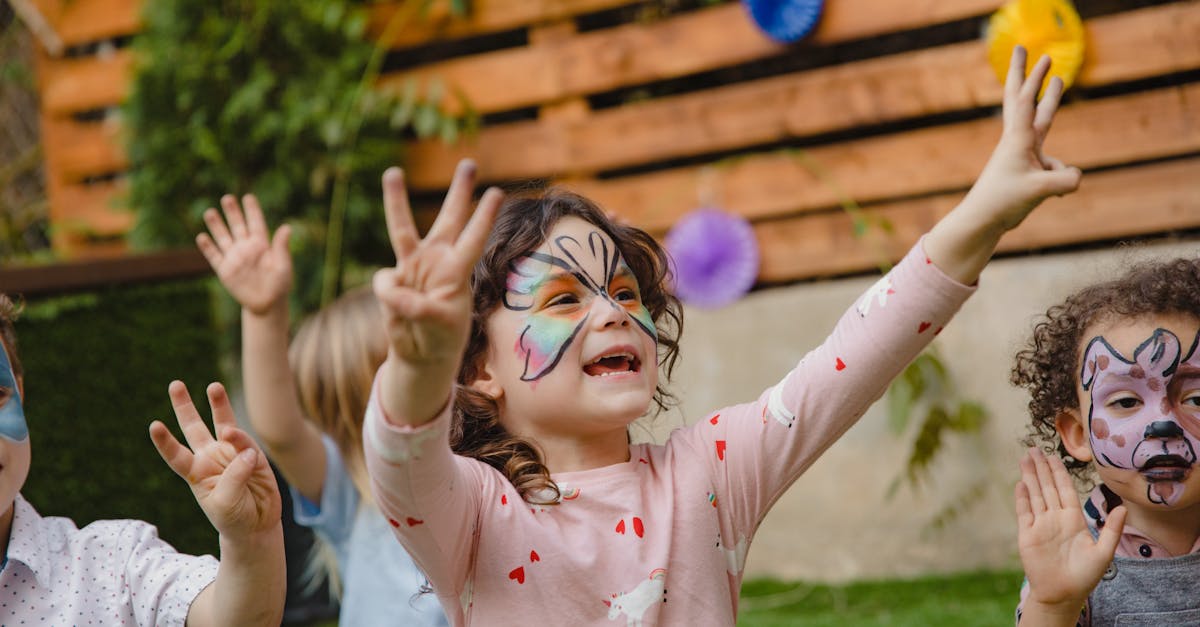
[372,160,503,426]
[1016,448,1125,627]
[149,381,285,627]
[196,195,327,502]
[925,46,1082,285]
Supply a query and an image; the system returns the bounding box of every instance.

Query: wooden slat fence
[25,0,1200,285]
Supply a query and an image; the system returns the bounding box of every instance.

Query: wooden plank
[39,48,133,115]
[0,249,209,296]
[753,157,1200,282]
[41,117,127,184]
[368,0,640,48]
[51,180,134,235]
[404,2,1200,187]
[560,83,1200,233]
[57,0,142,47]
[381,0,1003,115]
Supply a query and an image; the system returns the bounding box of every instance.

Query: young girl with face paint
[196,201,447,625]
[1012,258,1200,627]
[365,48,1080,625]
[0,295,286,626]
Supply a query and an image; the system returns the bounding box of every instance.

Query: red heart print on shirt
[509,566,525,584]
[709,414,720,425]
[835,358,846,371]
[615,517,645,537]
[715,440,727,461]
[530,550,540,562]
[918,321,932,333]
[406,517,424,526]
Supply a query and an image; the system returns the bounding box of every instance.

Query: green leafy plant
[123,0,473,314]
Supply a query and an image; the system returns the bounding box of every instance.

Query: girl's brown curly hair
[452,189,683,504]
[1011,256,1200,482]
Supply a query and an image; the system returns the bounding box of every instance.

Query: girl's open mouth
[583,352,641,377]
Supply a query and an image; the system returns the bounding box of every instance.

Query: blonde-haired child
[197,203,446,625]
[0,294,285,626]
[364,48,1079,625]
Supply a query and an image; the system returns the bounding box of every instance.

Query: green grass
[737,570,1023,627]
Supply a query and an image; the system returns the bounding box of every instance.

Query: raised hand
[196,195,293,315]
[1016,448,1124,621]
[963,46,1082,231]
[373,160,504,368]
[150,381,282,541]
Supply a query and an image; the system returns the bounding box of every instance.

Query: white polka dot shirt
[1,494,218,626]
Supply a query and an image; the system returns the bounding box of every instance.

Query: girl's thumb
[211,448,259,506]
[1037,167,1082,197]
[1096,504,1127,557]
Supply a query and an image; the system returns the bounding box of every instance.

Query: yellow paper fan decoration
[986,0,1085,95]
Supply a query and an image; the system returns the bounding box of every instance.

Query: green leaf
[887,376,914,435]
[949,401,987,432]
[413,103,440,138]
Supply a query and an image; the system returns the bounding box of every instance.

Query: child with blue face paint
[1012,257,1200,627]
[364,48,1081,625]
[0,294,286,626]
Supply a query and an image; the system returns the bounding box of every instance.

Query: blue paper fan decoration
[665,207,760,309]
[742,0,824,43]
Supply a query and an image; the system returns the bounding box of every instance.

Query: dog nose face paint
[1081,328,1200,506]
[0,340,27,442]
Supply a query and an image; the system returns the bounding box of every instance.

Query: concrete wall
[634,236,1200,583]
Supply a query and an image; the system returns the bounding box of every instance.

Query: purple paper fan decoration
[665,207,760,309]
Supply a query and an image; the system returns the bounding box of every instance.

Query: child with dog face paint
[1013,260,1200,627]
[364,48,1080,625]
[0,295,286,626]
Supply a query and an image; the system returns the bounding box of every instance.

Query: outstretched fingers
[220,194,249,241]
[452,187,504,270]
[242,194,269,240]
[1020,449,1048,514]
[1033,76,1065,138]
[1096,504,1127,557]
[206,382,238,439]
[149,420,193,480]
[383,167,419,261]
[168,380,215,451]
[202,206,234,251]
[426,159,479,246]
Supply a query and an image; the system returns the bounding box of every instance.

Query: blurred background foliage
[17,281,223,557]
[123,0,473,316]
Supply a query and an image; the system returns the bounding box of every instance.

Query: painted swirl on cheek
[0,342,27,442]
[517,312,588,382]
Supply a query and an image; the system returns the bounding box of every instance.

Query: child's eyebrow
[1174,364,1200,380]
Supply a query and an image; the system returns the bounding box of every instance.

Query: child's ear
[1055,408,1093,462]
[469,362,503,401]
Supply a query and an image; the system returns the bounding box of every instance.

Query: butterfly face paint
[503,229,656,382]
[1080,328,1200,506]
[0,340,27,442]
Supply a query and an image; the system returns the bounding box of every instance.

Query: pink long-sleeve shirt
[365,240,974,626]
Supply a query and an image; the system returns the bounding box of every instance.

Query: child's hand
[925,46,1082,284]
[962,46,1082,232]
[1016,448,1125,618]
[150,381,282,542]
[373,160,504,368]
[196,195,292,316]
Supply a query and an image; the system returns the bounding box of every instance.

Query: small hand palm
[1016,449,1125,608]
[151,381,282,542]
[185,438,280,535]
[373,162,503,366]
[196,194,293,315]
[1019,506,1112,604]
[972,47,1081,232]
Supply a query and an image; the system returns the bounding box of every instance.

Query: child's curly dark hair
[1011,256,1200,482]
[452,188,683,504]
